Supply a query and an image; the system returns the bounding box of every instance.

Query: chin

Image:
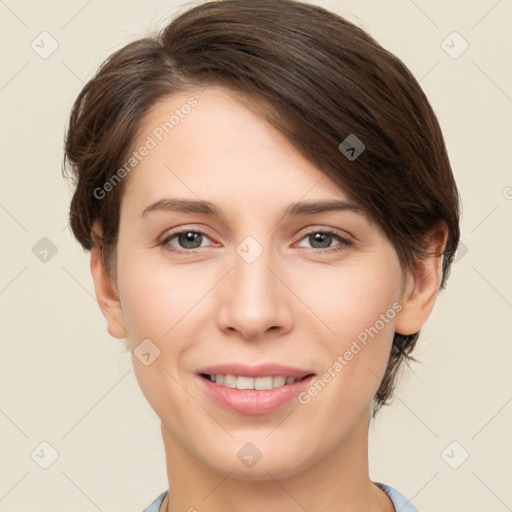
[200,444,315,481]
[213,462,303,481]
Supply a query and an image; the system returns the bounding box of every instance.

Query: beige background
[1,0,511,511]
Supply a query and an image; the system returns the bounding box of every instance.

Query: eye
[159,228,352,255]
[160,229,213,253]
[296,230,352,253]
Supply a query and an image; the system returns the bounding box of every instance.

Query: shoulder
[374,482,420,512]
[141,490,168,512]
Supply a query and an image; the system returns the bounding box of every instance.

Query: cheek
[116,253,202,414]
[298,259,400,406]
[301,257,402,340]
[117,251,207,343]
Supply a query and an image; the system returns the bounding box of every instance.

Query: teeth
[208,374,297,390]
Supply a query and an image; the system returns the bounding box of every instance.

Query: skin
[90,87,447,512]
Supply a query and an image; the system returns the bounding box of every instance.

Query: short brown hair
[63,0,461,415]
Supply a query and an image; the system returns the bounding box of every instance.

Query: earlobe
[394,223,448,336]
[89,222,127,339]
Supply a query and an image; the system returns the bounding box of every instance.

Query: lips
[196,362,315,380]
[195,362,317,414]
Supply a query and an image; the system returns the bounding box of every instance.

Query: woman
[63,0,461,510]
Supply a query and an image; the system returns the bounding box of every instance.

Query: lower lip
[197,374,316,415]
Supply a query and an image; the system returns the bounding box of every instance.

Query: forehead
[120,87,360,219]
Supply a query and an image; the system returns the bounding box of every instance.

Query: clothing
[142,490,166,512]
[141,482,419,512]
[375,482,420,511]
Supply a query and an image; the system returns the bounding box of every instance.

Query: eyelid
[159,223,213,239]
[160,224,354,255]
[296,224,354,242]
[293,228,353,253]
[159,226,216,249]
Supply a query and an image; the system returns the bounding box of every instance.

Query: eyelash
[159,228,353,255]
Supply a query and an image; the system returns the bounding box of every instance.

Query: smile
[200,374,311,390]
[197,373,317,415]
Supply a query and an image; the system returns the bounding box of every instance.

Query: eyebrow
[141,198,365,219]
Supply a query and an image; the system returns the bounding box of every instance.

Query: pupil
[180,232,201,248]
[312,233,331,248]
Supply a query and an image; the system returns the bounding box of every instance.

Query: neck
[159,408,394,512]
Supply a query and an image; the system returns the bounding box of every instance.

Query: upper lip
[197,363,315,379]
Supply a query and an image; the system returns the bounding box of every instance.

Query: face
[107,87,409,479]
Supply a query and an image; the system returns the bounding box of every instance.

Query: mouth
[195,363,317,414]
[199,373,315,390]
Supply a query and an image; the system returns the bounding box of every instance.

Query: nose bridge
[236,241,274,292]
[217,234,290,338]
[233,234,279,307]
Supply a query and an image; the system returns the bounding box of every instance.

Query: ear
[90,220,128,339]
[395,222,449,336]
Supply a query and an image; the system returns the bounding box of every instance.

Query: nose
[216,242,293,341]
